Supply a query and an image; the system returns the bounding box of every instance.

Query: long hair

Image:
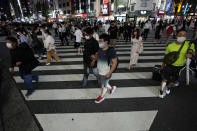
[132,29,140,40]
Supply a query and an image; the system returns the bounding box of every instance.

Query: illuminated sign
[104,0,109,4]
[166,1,171,12]
[102,3,109,16]
[140,11,147,15]
[177,0,183,13]
[72,14,87,17]
[183,3,188,14]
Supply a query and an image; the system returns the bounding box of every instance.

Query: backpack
[166,26,173,35]
[106,47,119,72]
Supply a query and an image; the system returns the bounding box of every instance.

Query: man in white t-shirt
[143,21,152,40]
[74,26,83,55]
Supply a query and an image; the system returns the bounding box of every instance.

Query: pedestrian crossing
[13,37,169,131]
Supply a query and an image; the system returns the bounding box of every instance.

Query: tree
[41,1,49,20]
[114,0,119,13]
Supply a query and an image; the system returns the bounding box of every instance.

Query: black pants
[124,33,131,42]
[162,65,183,83]
[59,33,64,46]
[63,32,69,46]
[144,29,149,40]
[55,28,58,36]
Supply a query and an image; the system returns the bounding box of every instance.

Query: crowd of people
[4,18,197,102]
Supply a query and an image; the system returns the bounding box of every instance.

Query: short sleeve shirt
[97,48,117,75]
[165,41,195,66]
[20,34,29,44]
[108,26,118,39]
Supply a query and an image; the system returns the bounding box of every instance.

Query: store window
[131,5,134,11]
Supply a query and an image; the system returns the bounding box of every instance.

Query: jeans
[37,48,43,58]
[144,29,149,40]
[82,64,98,87]
[20,73,38,92]
[98,75,111,88]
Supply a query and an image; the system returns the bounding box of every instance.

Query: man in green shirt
[160,29,195,98]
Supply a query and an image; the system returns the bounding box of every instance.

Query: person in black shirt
[108,22,118,47]
[31,27,44,60]
[6,37,40,97]
[82,27,99,88]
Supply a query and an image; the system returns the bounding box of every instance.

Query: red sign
[72,14,87,17]
[104,0,109,4]
[157,10,165,16]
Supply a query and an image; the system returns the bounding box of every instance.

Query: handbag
[152,65,162,81]
[164,42,186,65]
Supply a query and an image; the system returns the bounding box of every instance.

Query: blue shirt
[20,34,29,45]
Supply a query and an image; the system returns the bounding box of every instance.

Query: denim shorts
[98,75,111,88]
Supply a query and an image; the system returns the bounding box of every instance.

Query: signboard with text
[135,0,154,11]
[102,3,110,16]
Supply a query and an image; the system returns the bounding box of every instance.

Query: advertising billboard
[134,0,155,11]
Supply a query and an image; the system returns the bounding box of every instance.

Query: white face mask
[17,32,20,35]
[177,37,186,43]
[99,43,105,48]
[85,36,90,40]
[6,43,12,49]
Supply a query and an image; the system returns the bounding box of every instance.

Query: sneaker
[166,87,170,95]
[35,76,39,83]
[174,81,180,87]
[46,63,51,66]
[109,86,116,94]
[159,90,165,99]
[95,96,105,104]
[25,90,35,97]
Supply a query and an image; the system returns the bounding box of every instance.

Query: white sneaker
[46,63,51,66]
[159,90,165,99]
[174,81,180,87]
[159,93,165,99]
[166,89,171,95]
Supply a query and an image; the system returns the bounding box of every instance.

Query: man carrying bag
[159,29,195,99]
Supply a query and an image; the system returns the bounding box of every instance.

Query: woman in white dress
[128,29,143,70]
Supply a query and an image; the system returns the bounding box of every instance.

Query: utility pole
[96,0,101,17]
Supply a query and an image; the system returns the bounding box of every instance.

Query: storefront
[114,14,126,22]
[127,10,155,22]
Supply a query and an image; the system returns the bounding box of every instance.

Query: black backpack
[106,47,119,72]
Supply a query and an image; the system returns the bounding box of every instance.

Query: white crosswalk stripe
[14,36,168,131]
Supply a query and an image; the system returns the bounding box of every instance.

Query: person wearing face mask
[108,22,118,47]
[93,27,99,41]
[44,30,60,65]
[6,36,40,97]
[82,27,99,88]
[95,34,118,103]
[74,25,83,55]
[159,29,196,98]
